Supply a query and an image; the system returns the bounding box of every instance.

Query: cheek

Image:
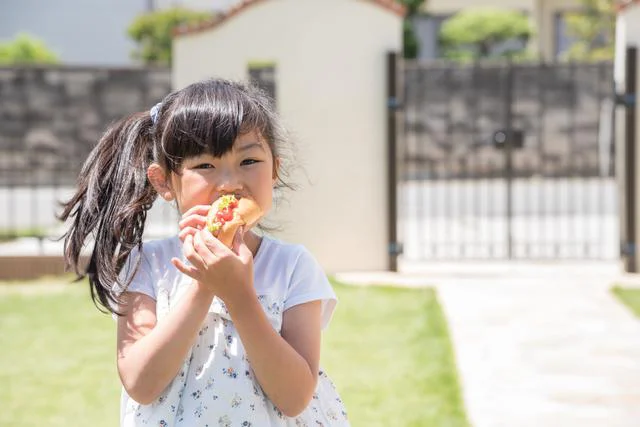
[175,174,211,208]
[252,170,275,208]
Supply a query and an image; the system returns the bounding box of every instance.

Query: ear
[147,164,174,201]
[272,157,281,186]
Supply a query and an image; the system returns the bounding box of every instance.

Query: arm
[171,227,324,416]
[229,298,322,417]
[116,283,215,404]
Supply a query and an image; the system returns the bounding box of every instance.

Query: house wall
[174,0,402,272]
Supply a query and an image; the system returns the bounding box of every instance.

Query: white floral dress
[118,235,350,426]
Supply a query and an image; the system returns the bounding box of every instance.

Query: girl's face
[166,130,278,228]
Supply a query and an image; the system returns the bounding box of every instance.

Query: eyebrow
[236,142,266,153]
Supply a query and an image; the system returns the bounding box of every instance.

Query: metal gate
[389,55,617,264]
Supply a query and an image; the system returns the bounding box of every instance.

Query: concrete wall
[174,0,403,273]
[0,66,171,185]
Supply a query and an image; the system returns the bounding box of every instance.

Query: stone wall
[0,66,172,185]
[403,61,615,179]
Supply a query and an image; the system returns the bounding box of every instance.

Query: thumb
[232,226,251,260]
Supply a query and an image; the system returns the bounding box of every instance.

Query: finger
[178,215,208,231]
[234,227,252,262]
[178,226,201,242]
[171,257,200,280]
[180,204,213,219]
[193,230,217,264]
[183,234,206,270]
[231,226,244,254]
[201,228,228,253]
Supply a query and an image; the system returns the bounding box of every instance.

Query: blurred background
[0,0,625,267]
[2,1,640,426]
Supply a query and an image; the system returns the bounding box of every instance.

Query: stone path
[336,261,640,427]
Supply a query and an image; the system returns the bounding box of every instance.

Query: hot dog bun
[206,195,262,248]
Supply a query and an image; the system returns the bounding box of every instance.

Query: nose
[215,170,243,194]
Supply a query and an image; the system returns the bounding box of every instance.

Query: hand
[171,225,255,307]
[176,204,210,243]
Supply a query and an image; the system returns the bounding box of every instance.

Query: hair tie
[150,102,162,125]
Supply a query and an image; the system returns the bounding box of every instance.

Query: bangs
[158,80,274,172]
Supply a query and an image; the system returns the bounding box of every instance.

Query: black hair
[58,79,294,315]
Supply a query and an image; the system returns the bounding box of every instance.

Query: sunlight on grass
[323,281,469,427]
[612,286,640,318]
[0,277,468,426]
[0,282,120,427]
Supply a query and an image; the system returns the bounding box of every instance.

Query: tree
[439,8,533,61]
[400,0,426,59]
[0,33,59,65]
[563,0,615,61]
[127,7,215,66]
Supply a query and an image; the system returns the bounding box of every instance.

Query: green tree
[400,0,426,59]
[439,8,533,61]
[0,33,59,65]
[127,7,214,66]
[563,0,615,61]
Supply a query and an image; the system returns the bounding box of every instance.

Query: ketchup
[215,198,238,225]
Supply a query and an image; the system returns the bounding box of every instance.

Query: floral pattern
[120,292,349,426]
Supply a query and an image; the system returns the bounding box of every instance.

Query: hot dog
[206,195,262,247]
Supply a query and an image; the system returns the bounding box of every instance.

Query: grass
[0,280,120,427]
[612,286,640,318]
[0,227,49,242]
[324,281,469,427]
[0,278,468,426]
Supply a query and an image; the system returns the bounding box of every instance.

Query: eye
[241,159,260,166]
[193,163,215,169]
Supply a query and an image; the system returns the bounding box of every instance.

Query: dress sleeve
[114,245,157,301]
[284,247,338,330]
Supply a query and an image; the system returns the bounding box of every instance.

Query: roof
[174,0,406,37]
[618,0,640,12]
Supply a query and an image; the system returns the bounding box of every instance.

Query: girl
[59,79,350,426]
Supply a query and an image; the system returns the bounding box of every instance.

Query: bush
[0,33,59,65]
[127,7,215,66]
[439,8,533,61]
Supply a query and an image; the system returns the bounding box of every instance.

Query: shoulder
[121,236,180,280]
[131,236,181,264]
[258,235,320,275]
[139,236,181,256]
[258,235,337,326]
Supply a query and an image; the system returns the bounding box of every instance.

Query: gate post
[504,60,515,259]
[387,51,402,271]
[618,47,637,272]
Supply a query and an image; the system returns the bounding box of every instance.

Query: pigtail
[58,112,157,314]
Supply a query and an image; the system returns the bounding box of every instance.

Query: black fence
[396,59,618,262]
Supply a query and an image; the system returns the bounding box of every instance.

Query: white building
[173,0,404,272]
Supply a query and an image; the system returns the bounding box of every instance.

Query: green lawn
[0,278,468,427]
[612,286,640,318]
[324,281,469,427]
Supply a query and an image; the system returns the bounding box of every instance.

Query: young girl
[59,79,350,426]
